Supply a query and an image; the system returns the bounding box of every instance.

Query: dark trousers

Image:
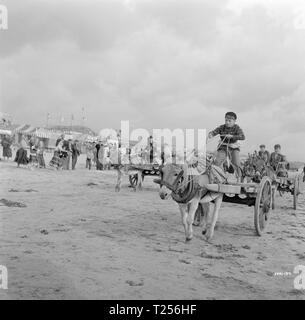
[86,158,92,170]
[215,148,242,178]
[96,160,103,170]
[72,156,78,170]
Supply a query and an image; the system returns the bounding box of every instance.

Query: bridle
[156,164,202,204]
[158,165,185,194]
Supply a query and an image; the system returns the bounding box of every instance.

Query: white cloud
[0,0,304,160]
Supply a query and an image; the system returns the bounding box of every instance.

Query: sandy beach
[0,154,305,300]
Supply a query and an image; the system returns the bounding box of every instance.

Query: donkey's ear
[153,178,161,185]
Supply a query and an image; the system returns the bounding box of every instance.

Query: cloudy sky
[0,0,305,160]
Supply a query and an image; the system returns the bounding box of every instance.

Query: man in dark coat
[71,140,81,170]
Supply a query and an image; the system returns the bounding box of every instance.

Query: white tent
[0,129,12,135]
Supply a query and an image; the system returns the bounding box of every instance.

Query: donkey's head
[154,163,185,200]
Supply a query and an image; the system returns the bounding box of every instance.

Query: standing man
[95,141,103,170]
[208,112,245,180]
[86,142,94,170]
[71,140,81,170]
[1,134,12,161]
[62,138,72,170]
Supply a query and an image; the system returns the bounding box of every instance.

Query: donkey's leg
[115,168,122,192]
[185,198,200,241]
[199,202,210,235]
[205,194,223,241]
[179,204,188,241]
[137,171,143,191]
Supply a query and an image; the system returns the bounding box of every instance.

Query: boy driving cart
[208,112,245,181]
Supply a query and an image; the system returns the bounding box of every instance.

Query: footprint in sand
[179,258,192,265]
[296,253,305,260]
[9,189,38,193]
[87,182,98,187]
[126,280,144,287]
[0,198,27,208]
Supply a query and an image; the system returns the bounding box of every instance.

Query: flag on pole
[82,107,86,122]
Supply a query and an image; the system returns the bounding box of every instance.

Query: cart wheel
[254,176,272,236]
[293,178,299,210]
[129,173,138,187]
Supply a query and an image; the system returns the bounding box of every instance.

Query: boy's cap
[260,144,266,148]
[225,112,237,120]
[274,144,281,149]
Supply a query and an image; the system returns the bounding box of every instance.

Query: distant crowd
[0,134,114,171]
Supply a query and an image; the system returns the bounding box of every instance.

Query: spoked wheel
[254,176,272,236]
[129,173,139,188]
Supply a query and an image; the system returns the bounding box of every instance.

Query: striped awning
[15,124,32,133]
[14,124,37,136]
[14,124,29,132]
[35,128,52,139]
[23,126,36,134]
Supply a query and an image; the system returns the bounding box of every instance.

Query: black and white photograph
[0,0,305,303]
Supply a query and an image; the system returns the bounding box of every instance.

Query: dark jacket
[71,143,80,157]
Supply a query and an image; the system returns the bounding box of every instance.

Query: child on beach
[208,112,245,180]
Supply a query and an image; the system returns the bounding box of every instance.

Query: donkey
[115,164,143,192]
[155,163,223,241]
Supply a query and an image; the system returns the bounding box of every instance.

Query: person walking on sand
[86,142,94,170]
[37,140,46,168]
[14,139,29,167]
[1,135,12,161]
[71,140,81,170]
[28,137,39,169]
[62,138,72,170]
[49,137,64,170]
[95,141,103,170]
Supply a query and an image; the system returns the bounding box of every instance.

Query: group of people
[49,135,81,170]
[257,144,288,172]
[49,135,113,171]
[0,114,300,177]
[14,136,46,168]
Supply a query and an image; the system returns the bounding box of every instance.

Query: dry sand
[0,153,305,300]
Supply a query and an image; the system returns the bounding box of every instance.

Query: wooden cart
[194,177,276,236]
[128,164,161,188]
[273,171,305,210]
